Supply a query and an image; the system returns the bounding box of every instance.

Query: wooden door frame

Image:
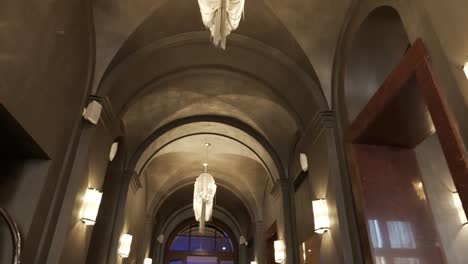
[345,38,468,263]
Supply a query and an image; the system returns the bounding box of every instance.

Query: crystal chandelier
[197,0,245,49]
[193,143,217,232]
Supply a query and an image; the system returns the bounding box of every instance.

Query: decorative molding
[271,178,291,198]
[305,110,335,139]
[130,172,142,192]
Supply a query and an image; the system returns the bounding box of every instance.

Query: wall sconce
[274,240,286,263]
[118,233,133,258]
[109,142,119,162]
[452,192,468,225]
[312,199,330,234]
[81,188,103,225]
[240,235,248,246]
[144,258,153,264]
[299,153,308,172]
[463,61,468,79]
[251,262,257,264]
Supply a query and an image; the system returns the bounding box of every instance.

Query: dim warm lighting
[109,142,119,162]
[299,153,308,171]
[452,192,468,225]
[302,242,306,262]
[193,143,217,232]
[312,199,330,234]
[118,234,133,258]
[81,188,103,225]
[274,240,285,263]
[463,61,468,79]
[144,258,153,264]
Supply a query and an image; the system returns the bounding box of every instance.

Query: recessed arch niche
[345,6,409,122]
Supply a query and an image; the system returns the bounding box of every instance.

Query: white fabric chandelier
[197,0,245,49]
[193,143,217,232]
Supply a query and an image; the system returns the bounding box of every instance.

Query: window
[170,224,234,253]
[368,219,383,248]
[166,222,237,264]
[386,221,416,249]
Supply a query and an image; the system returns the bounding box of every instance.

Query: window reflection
[394,257,420,264]
[386,221,416,249]
[375,256,386,264]
[368,219,383,248]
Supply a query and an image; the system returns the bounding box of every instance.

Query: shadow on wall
[345,6,409,123]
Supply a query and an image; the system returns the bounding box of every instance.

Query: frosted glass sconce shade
[81,188,102,225]
[452,192,468,225]
[109,142,119,161]
[274,239,285,263]
[312,199,330,234]
[463,61,468,79]
[118,234,133,258]
[144,258,153,264]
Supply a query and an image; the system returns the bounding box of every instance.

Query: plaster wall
[293,131,346,264]
[0,0,93,262]
[56,121,115,264]
[262,187,284,254]
[117,181,148,264]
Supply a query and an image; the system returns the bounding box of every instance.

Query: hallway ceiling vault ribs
[91,0,342,247]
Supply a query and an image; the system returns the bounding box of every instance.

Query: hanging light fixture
[197,0,245,49]
[193,143,217,232]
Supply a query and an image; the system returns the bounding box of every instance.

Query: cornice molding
[299,110,335,147]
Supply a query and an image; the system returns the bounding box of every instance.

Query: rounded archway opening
[165,220,238,264]
[344,6,410,122]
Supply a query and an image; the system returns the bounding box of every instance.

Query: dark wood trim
[345,39,467,263]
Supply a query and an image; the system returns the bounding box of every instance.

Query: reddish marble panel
[354,144,445,264]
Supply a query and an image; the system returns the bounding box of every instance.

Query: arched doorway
[165,221,238,264]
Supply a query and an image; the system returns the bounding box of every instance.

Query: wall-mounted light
[274,240,285,263]
[452,192,468,225]
[251,262,257,264]
[299,153,308,172]
[312,199,330,234]
[118,233,133,258]
[109,142,119,162]
[81,188,103,225]
[144,258,153,264]
[157,234,164,244]
[463,61,468,79]
[240,235,248,246]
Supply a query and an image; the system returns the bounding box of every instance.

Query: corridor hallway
[0,0,467,264]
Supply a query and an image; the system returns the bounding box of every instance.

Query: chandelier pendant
[193,143,217,232]
[198,0,245,49]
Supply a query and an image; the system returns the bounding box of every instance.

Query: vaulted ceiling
[93,0,353,231]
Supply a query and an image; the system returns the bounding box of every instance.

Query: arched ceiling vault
[150,181,254,231]
[92,0,349,232]
[138,128,275,220]
[93,0,351,106]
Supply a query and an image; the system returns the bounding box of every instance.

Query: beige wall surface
[0,0,93,263]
